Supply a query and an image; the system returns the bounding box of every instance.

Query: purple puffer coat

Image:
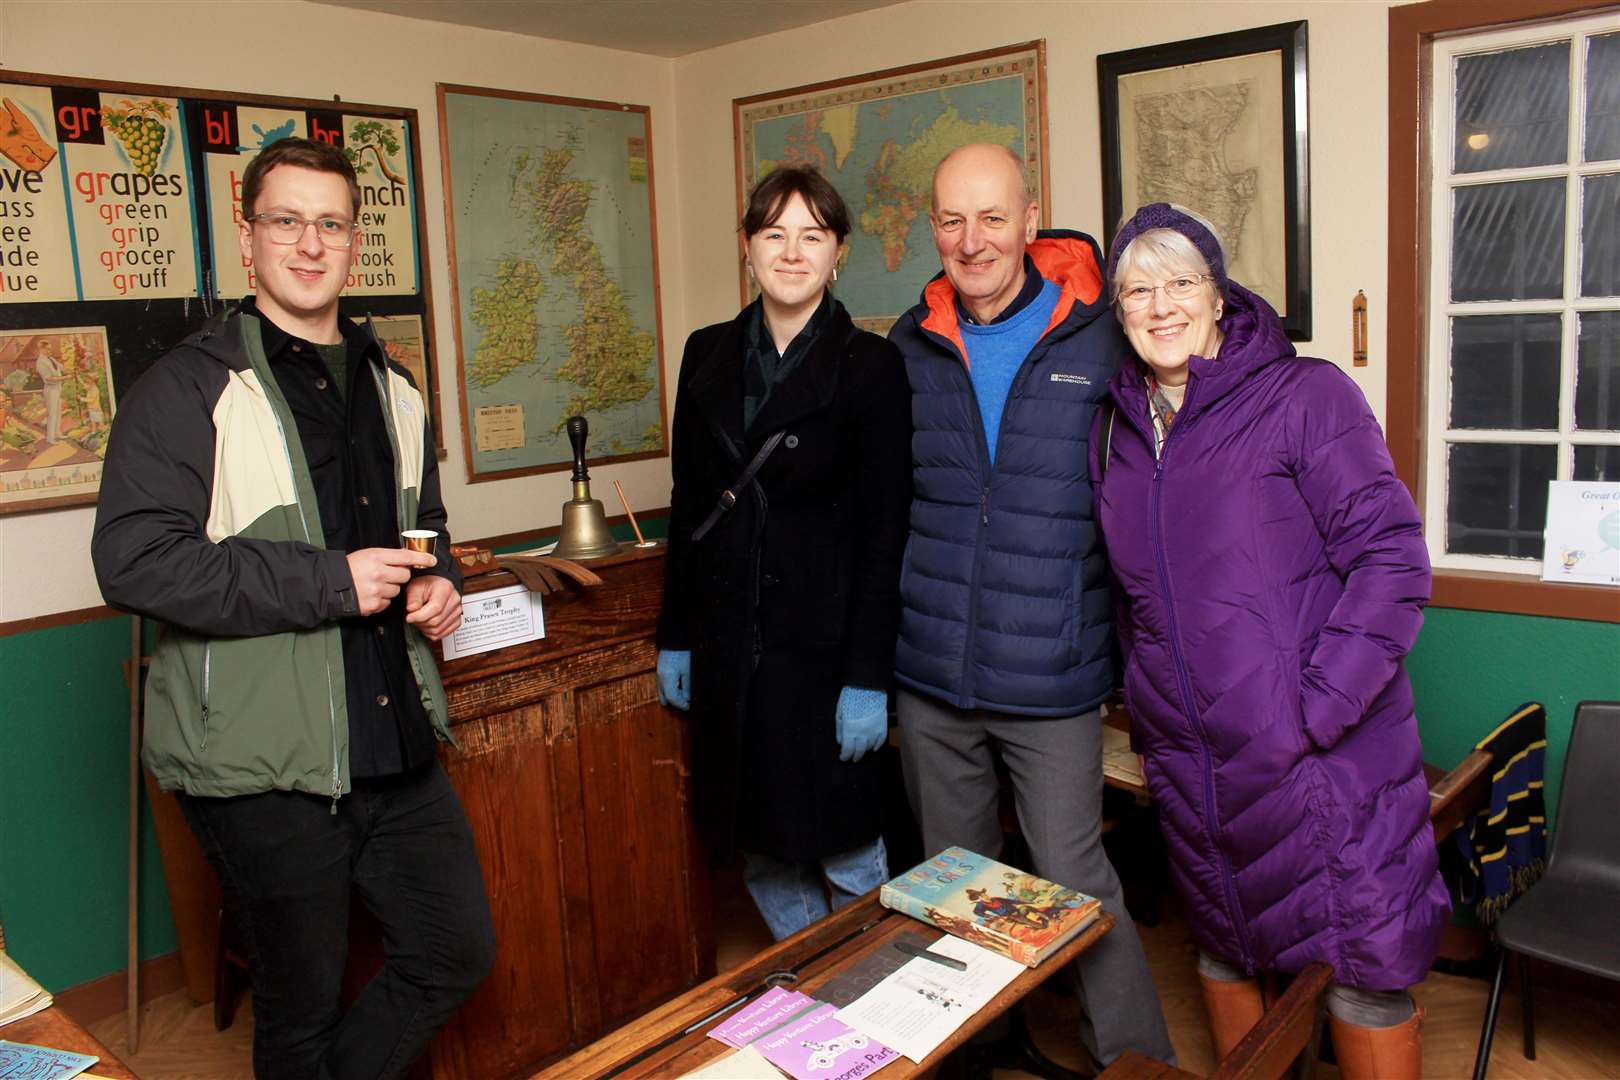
[1093,283,1450,991]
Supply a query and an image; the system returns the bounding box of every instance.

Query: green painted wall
[0,617,177,992]
[1407,608,1620,823]
[2,570,1610,994]
[0,518,666,993]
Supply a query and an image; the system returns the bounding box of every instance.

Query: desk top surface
[2,1006,138,1079]
[538,893,1113,1079]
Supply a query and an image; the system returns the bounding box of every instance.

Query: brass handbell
[552,415,621,561]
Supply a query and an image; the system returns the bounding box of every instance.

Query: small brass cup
[401,529,437,555]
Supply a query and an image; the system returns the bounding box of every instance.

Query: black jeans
[177,761,496,1080]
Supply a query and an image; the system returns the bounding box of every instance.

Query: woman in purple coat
[1094,204,1448,1080]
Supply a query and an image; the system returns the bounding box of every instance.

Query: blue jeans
[742,834,889,940]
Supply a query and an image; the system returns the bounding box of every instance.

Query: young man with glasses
[93,137,494,1080]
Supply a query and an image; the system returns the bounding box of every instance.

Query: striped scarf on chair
[1448,702,1549,924]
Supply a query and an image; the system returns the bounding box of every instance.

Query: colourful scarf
[1447,702,1549,924]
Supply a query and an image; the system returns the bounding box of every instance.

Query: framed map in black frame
[1098,21,1311,340]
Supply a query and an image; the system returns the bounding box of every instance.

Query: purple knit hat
[1106,203,1228,298]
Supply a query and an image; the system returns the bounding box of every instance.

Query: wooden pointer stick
[612,480,647,545]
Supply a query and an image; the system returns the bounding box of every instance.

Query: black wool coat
[657,298,913,862]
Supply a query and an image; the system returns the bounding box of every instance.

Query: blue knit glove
[656,649,691,711]
[835,686,888,762]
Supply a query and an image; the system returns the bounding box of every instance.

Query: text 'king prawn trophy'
[551,415,621,560]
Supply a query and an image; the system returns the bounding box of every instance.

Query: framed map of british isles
[438,85,668,482]
[734,42,1048,334]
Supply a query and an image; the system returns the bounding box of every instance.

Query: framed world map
[438,84,668,482]
[734,42,1048,334]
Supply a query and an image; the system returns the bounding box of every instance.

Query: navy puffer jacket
[889,230,1128,716]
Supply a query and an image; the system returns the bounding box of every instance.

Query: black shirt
[246,299,442,778]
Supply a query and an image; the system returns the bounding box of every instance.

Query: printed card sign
[60,93,201,300]
[441,583,545,660]
[1542,481,1620,586]
[0,83,78,302]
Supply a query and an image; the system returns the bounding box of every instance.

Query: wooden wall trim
[52,951,187,1026]
[1386,0,1620,622]
[0,605,121,639]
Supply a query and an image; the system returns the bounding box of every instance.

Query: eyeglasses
[246,212,360,249]
[1116,274,1212,312]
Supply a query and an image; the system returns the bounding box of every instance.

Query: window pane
[1455,42,1570,173]
[1573,444,1619,481]
[1581,172,1620,297]
[1450,315,1562,429]
[1577,310,1620,430]
[1452,179,1565,301]
[1587,32,1620,162]
[1447,443,1556,558]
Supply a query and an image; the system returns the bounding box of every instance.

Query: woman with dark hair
[1093,203,1448,1079]
[656,167,912,939]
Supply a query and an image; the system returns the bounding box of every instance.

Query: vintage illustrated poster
[735,43,1047,333]
[58,92,202,300]
[201,108,418,299]
[0,82,79,302]
[440,85,667,480]
[199,103,308,298]
[364,313,429,395]
[343,114,418,296]
[0,325,115,510]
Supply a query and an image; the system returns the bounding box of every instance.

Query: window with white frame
[1426,13,1618,574]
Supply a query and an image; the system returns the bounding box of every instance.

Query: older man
[888,144,1174,1067]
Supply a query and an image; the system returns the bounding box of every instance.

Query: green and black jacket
[91,309,453,800]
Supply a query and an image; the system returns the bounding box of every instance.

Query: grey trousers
[897,688,1177,1067]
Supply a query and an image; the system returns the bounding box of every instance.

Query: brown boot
[1330,1008,1424,1080]
[1200,974,1266,1060]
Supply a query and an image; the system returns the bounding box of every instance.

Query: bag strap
[691,430,786,542]
[689,320,863,543]
[1095,398,1116,481]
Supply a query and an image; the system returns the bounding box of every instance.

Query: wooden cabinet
[426,544,714,1078]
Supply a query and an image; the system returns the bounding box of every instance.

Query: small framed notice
[441,583,545,660]
[1541,481,1620,587]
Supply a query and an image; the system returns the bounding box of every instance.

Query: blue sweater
[960,277,1061,465]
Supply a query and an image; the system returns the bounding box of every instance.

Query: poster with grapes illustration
[60,93,202,300]
[0,70,442,512]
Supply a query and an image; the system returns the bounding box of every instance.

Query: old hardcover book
[879,848,1100,968]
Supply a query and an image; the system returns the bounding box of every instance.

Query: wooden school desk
[537,891,1115,1078]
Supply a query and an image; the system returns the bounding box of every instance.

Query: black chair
[1472,700,1620,1080]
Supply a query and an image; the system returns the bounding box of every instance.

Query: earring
[832,266,839,282]
[746,262,755,282]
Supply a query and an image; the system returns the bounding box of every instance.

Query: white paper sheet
[833,936,1023,1063]
[679,1043,781,1078]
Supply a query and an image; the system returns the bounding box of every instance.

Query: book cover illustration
[753,1003,897,1080]
[0,1039,98,1079]
[879,847,1101,967]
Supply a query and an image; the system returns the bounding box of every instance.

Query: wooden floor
[80,885,1619,1079]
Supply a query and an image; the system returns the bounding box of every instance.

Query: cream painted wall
[1,0,1405,621]
[0,0,686,621]
[672,0,1398,397]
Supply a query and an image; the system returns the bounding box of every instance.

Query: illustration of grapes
[102,99,171,176]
